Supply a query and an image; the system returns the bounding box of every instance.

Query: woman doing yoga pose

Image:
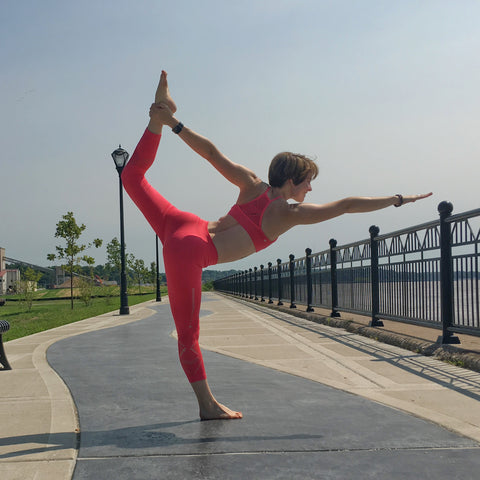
[121,71,432,420]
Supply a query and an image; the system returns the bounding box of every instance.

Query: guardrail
[213,201,480,345]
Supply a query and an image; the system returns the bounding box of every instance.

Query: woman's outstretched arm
[284,193,433,227]
[149,102,259,189]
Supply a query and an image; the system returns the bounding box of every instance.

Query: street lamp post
[111,145,130,315]
[156,235,162,302]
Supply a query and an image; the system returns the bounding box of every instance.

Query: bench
[0,320,12,370]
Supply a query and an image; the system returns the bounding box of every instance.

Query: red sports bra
[227,186,281,252]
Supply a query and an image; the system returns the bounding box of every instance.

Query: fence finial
[438,201,453,216]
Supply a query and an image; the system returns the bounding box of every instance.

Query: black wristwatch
[172,122,184,134]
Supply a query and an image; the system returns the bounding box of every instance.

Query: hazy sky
[2,0,479,272]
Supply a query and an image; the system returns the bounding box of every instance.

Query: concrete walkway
[1,292,480,479]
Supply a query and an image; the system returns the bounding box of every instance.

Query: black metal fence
[213,202,480,345]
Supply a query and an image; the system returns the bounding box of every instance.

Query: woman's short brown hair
[268,152,318,188]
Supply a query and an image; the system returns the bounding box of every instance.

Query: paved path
[1,293,480,479]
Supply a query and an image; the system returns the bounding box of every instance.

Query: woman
[121,71,432,420]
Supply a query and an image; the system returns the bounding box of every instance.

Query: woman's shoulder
[236,179,269,204]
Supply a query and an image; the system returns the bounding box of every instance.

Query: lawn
[0,286,168,342]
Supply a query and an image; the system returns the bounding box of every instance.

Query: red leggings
[121,128,218,383]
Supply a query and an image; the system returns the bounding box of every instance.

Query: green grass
[1,286,168,342]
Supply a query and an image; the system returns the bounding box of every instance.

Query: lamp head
[111,145,130,172]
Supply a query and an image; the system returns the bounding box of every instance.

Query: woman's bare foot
[155,70,177,113]
[191,379,243,421]
[200,401,243,421]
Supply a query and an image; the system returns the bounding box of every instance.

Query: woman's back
[208,181,294,264]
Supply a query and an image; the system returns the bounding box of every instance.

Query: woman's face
[290,174,313,202]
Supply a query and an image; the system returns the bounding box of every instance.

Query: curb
[219,293,480,374]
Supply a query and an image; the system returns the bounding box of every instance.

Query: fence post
[289,254,297,309]
[306,248,314,312]
[260,265,265,302]
[268,262,273,304]
[277,258,284,306]
[254,267,258,300]
[369,225,384,327]
[244,270,248,298]
[248,268,253,299]
[438,201,460,344]
[329,239,341,318]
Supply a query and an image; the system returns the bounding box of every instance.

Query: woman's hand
[397,192,433,206]
[147,102,179,134]
[149,102,177,127]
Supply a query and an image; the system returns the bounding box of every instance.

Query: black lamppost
[111,145,130,315]
[156,235,162,302]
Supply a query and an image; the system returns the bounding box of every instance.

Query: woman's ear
[287,178,296,190]
[284,178,296,198]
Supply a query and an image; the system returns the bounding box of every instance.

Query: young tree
[17,267,42,311]
[127,254,149,294]
[78,277,95,306]
[78,254,97,306]
[149,261,157,285]
[47,211,102,309]
[105,237,121,282]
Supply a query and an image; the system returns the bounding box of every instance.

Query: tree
[105,237,121,282]
[149,261,157,285]
[78,277,95,306]
[77,254,97,306]
[16,267,42,311]
[47,211,102,309]
[127,254,149,294]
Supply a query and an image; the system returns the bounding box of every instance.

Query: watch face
[173,122,183,134]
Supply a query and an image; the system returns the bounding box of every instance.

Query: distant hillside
[202,270,239,283]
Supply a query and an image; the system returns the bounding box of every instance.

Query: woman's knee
[176,326,199,348]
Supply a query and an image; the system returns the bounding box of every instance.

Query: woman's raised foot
[155,70,177,113]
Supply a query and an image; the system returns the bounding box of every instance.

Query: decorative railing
[213,202,480,344]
